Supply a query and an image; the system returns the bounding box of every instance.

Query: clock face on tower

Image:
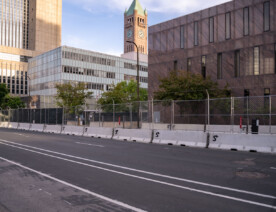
[138,30,144,39]
[127,29,133,38]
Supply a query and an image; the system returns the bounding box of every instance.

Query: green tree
[154,71,231,118]
[98,80,148,104]
[0,84,9,105]
[1,96,25,109]
[97,80,148,112]
[154,70,230,100]
[55,82,93,114]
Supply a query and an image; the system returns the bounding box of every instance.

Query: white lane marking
[75,142,104,148]
[0,142,275,210]
[12,133,29,138]
[0,139,274,200]
[44,191,52,196]
[0,156,146,212]
[271,167,276,170]
[64,200,72,206]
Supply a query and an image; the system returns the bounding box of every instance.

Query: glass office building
[28,46,148,98]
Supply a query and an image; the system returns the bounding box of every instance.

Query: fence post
[246,96,249,134]
[171,100,174,130]
[151,98,154,129]
[130,103,133,129]
[206,90,210,132]
[269,95,272,134]
[231,97,234,133]
[112,100,115,128]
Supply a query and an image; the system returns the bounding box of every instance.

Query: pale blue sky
[62,0,231,56]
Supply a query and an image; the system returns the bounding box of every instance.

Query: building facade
[0,0,62,96]
[28,46,148,98]
[148,0,276,97]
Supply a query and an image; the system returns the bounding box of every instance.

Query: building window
[201,56,206,78]
[180,26,185,49]
[264,1,270,32]
[234,50,240,78]
[225,12,231,40]
[209,17,214,43]
[217,53,222,79]
[187,58,191,72]
[174,60,178,71]
[194,21,198,46]
[244,89,250,97]
[264,88,270,108]
[243,7,249,36]
[254,47,260,75]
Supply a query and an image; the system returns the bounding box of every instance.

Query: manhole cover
[236,171,268,179]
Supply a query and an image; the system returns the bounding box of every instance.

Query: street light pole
[126,40,140,128]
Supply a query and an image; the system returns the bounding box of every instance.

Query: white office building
[28,46,148,98]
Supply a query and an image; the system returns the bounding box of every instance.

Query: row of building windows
[0,69,28,95]
[174,44,276,79]
[180,1,271,48]
[124,62,148,72]
[62,51,116,67]
[63,66,116,79]
[124,74,148,83]
[86,83,104,90]
[126,45,146,54]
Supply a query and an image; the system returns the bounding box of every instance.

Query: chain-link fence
[0,95,275,133]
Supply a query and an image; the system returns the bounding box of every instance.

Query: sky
[62,0,232,56]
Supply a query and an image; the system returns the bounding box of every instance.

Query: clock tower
[124,0,148,55]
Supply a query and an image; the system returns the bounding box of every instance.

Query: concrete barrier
[8,122,18,129]
[18,123,31,130]
[61,125,84,136]
[152,130,207,147]
[209,132,276,153]
[83,127,113,139]
[30,124,45,132]
[113,128,153,143]
[0,122,9,128]
[44,125,62,134]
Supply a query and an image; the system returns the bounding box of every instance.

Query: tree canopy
[0,83,25,109]
[1,96,25,109]
[0,83,8,104]
[154,71,230,101]
[97,80,148,105]
[55,82,93,111]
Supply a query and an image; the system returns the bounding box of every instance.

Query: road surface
[0,128,275,212]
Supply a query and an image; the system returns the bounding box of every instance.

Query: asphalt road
[0,128,275,212]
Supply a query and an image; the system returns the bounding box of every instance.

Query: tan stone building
[0,0,62,96]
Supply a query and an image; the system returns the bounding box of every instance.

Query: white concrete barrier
[44,125,62,134]
[0,122,9,128]
[18,123,31,130]
[113,128,153,143]
[8,122,18,129]
[209,132,276,153]
[83,127,113,139]
[61,125,84,136]
[152,130,207,147]
[30,124,45,132]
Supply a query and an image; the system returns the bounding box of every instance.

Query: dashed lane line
[75,142,104,148]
